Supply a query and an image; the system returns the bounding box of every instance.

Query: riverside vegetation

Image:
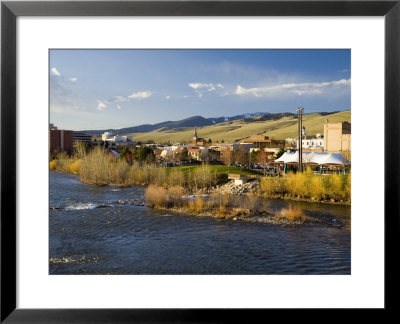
[50,146,350,222]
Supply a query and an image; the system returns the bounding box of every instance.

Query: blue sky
[50,49,350,130]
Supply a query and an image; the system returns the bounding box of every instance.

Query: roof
[275,151,350,165]
[188,149,200,152]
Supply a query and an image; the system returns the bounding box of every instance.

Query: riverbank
[50,148,350,205]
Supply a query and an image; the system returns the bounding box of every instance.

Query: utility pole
[297,107,304,172]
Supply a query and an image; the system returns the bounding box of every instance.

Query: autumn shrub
[328,174,345,201]
[308,175,325,200]
[275,206,306,222]
[167,186,185,207]
[145,185,168,208]
[194,196,205,213]
[168,168,186,187]
[69,159,82,174]
[190,165,217,189]
[49,160,57,170]
[79,147,112,185]
[111,160,131,186]
[153,167,167,186]
[260,177,286,196]
[344,173,351,201]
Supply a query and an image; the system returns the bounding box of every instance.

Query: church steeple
[193,128,198,141]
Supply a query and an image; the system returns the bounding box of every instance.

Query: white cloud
[165,95,171,100]
[234,79,351,97]
[116,105,121,110]
[128,91,152,100]
[96,100,106,111]
[188,82,224,97]
[69,77,78,83]
[51,67,61,77]
[107,96,127,103]
[188,82,212,90]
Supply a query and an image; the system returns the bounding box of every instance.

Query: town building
[297,133,325,152]
[240,135,285,149]
[73,131,92,143]
[324,121,351,156]
[190,129,207,146]
[188,148,201,161]
[50,125,73,155]
[209,143,239,152]
[101,131,133,143]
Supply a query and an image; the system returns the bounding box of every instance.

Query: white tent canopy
[275,152,350,165]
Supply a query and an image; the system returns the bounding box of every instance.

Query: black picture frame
[1,0,399,322]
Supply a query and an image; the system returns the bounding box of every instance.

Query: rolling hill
[124,110,351,144]
[83,112,273,136]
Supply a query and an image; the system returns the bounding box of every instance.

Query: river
[49,171,351,274]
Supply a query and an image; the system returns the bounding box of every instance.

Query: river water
[49,171,351,274]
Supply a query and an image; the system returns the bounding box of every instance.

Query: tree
[256,150,269,168]
[234,149,248,167]
[220,149,233,166]
[275,147,286,159]
[134,146,155,163]
[120,147,134,164]
[250,150,260,163]
[178,147,189,162]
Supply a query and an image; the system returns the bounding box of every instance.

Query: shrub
[308,175,325,200]
[111,160,131,186]
[167,186,185,207]
[260,177,285,196]
[328,174,345,201]
[79,147,112,185]
[54,152,72,172]
[191,165,217,189]
[194,196,205,213]
[243,194,258,212]
[153,167,167,186]
[275,206,306,222]
[69,160,81,174]
[286,171,309,198]
[49,160,57,170]
[168,168,186,187]
[344,173,351,201]
[145,185,168,208]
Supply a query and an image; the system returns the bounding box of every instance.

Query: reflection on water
[50,172,351,274]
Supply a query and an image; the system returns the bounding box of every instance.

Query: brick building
[50,128,73,155]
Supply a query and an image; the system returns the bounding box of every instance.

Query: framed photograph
[1,0,399,321]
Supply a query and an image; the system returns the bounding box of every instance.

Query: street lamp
[297,107,304,172]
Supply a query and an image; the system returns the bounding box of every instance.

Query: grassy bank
[50,148,350,204]
[260,168,351,203]
[50,147,224,188]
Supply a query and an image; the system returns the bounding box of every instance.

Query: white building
[102,131,113,141]
[102,131,132,143]
[298,137,324,149]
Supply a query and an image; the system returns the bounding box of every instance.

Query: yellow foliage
[144,185,168,208]
[69,160,81,174]
[308,176,325,200]
[49,160,56,170]
[275,206,306,222]
[194,197,205,213]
